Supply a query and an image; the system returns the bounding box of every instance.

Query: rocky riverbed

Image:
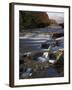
[19,49,64,79]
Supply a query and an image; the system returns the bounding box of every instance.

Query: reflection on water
[31,67,59,78]
[47,67,58,77]
[20,66,64,79]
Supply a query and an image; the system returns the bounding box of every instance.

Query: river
[19,26,64,79]
[19,27,64,53]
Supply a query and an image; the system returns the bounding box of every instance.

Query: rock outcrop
[20,11,50,31]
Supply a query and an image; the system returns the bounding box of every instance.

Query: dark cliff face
[33,12,50,27]
[19,11,50,31]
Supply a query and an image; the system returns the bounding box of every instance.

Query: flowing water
[19,27,64,78]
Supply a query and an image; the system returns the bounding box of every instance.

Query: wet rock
[37,57,48,62]
[26,68,32,73]
[19,59,24,64]
[41,43,50,49]
[52,33,64,38]
[21,72,32,79]
[49,53,56,60]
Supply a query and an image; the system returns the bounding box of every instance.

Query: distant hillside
[47,12,64,24]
